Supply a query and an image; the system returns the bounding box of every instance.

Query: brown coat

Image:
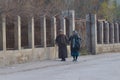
[56,34,68,58]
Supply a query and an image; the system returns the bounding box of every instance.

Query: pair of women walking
[55,29,81,61]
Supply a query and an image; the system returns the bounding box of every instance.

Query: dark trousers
[73,56,78,61]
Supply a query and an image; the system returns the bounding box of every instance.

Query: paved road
[1,53,120,80]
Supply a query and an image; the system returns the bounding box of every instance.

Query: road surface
[0,53,120,80]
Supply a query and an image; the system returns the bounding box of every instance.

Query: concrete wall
[86,14,120,55]
[0,10,74,67]
[97,44,120,53]
[96,22,120,54]
[0,46,71,67]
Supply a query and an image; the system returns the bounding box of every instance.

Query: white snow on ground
[0,53,120,80]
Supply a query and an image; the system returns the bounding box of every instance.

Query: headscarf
[59,29,64,34]
[72,30,78,36]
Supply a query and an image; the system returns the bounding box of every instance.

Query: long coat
[69,34,81,57]
[56,34,68,58]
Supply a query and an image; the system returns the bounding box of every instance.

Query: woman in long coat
[69,30,81,61]
[56,29,68,61]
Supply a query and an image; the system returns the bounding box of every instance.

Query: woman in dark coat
[69,30,81,61]
[56,29,68,61]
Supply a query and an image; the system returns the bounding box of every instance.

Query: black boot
[73,56,76,61]
[75,56,78,61]
[61,58,66,61]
